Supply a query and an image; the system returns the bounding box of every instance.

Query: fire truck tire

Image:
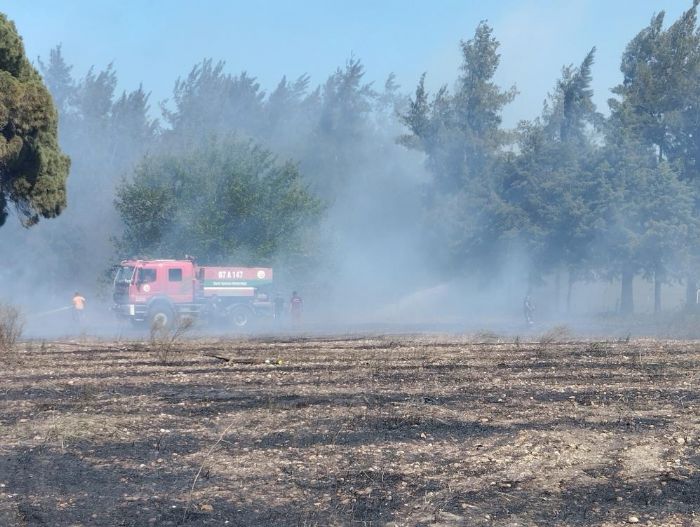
[148,304,175,329]
[229,304,253,329]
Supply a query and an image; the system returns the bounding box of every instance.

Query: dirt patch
[1,335,700,526]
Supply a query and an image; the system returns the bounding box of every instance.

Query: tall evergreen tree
[0,13,70,227]
[162,59,265,146]
[37,44,74,117]
[595,133,693,314]
[303,57,377,197]
[2,47,159,293]
[400,22,516,274]
[504,49,602,308]
[610,2,700,309]
[110,85,158,166]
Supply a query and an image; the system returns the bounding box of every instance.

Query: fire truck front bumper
[113,303,148,321]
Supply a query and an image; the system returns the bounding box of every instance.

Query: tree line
[2,4,700,314]
[401,11,700,314]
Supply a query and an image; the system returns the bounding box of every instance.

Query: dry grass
[149,316,194,363]
[1,335,700,526]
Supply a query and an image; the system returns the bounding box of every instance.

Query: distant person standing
[274,293,285,321]
[523,295,534,326]
[290,291,303,324]
[72,292,86,323]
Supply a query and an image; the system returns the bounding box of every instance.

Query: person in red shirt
[290,291,303,324]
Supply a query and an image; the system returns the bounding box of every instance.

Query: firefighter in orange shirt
[72,292,86,323]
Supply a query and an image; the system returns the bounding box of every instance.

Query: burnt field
[1,333,700,526]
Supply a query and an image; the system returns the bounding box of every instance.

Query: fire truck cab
[113,258,273,329]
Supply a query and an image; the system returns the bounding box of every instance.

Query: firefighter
[523,294,534,326]
[72,291,86,323]
[273,293,285,321]
[290,291,303,324]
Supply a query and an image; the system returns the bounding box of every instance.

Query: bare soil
[1,334,700,526]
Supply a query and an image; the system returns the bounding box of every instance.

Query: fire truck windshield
[115,266,135,284]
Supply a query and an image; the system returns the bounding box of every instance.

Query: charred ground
[1,334,699,526]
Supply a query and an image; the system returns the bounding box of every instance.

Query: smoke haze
[1,2,699,338]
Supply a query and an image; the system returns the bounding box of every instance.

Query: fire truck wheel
[229,305,253,329]
[148,304,175,330]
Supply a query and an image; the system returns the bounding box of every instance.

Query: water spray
[26,306,72,319]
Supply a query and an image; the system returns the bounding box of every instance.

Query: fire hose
[26,306,73,319]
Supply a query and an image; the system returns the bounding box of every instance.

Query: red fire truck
[112,258,273,328]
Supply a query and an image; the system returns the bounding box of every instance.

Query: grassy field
[1,333,700,526]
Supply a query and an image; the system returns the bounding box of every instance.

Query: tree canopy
[0,13,69,227]
[114,137,323,271]
[5,6,700,315]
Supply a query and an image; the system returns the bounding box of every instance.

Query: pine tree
[610,2,700,309]
[399,22,516,274]
[504,49,602,308]
[37,44,75,116]
[593,126,693,315]
[163,59,265,145]
[0,13,70,227]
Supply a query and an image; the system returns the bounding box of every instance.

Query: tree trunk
[686,276,697,311]
[620,267,634,315]
[654,270,662,314]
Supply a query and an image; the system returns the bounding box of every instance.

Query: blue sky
[1,0,690,125]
